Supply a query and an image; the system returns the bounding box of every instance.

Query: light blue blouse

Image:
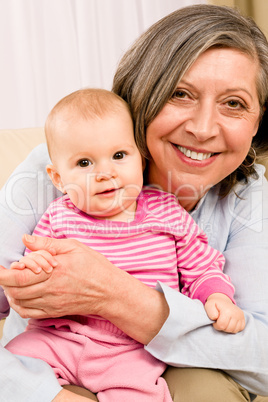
[1,144,268,401]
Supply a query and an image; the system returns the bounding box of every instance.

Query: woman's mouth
[176,145,214,161]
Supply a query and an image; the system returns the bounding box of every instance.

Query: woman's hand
[0,234,169,344]
[0,234,121,319]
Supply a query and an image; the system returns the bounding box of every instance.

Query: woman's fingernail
[24,234,34,243]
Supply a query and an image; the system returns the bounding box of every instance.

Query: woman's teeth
[177,146,212,161]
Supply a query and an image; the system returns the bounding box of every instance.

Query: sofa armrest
[0,127,46,189]
[0,319,4,339]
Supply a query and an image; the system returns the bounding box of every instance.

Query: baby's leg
[5,326,86,386]
[78,338,172,402]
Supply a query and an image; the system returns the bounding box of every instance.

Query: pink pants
[6,317,172,402]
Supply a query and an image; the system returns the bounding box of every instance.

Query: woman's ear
[46,164,66,193]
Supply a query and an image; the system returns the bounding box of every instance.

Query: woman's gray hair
[113,4,268,195]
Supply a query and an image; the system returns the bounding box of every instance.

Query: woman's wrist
[98,268,170,345]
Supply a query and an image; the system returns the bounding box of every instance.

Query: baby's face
[51,110,144,221]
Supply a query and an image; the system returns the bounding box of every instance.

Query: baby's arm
[205,293,245,333]
[10,249,58,274]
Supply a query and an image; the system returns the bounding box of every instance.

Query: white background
[0,0,205,129]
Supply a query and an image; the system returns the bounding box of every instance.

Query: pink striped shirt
[29,186,234,304]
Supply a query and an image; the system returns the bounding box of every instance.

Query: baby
[6,88,245,401]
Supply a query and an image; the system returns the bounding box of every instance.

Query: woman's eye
[227,100,245,109]
[113,151,126,160]
[77,159,92,167]
[172,90,188,99]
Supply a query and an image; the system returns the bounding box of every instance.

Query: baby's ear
[46,164,66,193]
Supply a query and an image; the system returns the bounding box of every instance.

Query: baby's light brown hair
[45,88,133,163]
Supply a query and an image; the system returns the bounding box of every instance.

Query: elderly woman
[0,4,268,402]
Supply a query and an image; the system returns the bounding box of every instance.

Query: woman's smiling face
[146,47,261,211]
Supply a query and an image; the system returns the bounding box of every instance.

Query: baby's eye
[113,151,126,160]
[77,159,92,167]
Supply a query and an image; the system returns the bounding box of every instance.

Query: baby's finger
[205,301,219,321]
[223,317,238,333]
[10,261,26,270]
[212,313,230,332]
[34,250,58,269]
[225,310,245,333]
[24,253,54,274]
[233,318,246,333]
[214,316,244,334]
[18,256,43,274]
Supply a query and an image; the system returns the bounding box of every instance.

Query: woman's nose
[185,103,219,141]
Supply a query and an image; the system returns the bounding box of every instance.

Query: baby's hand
[205,293,245,333]
[10,250,58,274]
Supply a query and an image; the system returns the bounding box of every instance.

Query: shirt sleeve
[146,173,268,396]
[0,144,63,401]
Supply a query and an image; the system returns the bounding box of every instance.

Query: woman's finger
[0,265,50,288]
[22,234,87,256]
[7,297,47,319]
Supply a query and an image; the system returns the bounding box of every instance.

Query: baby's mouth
[97,188,119,195]
[176,145,215,161]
